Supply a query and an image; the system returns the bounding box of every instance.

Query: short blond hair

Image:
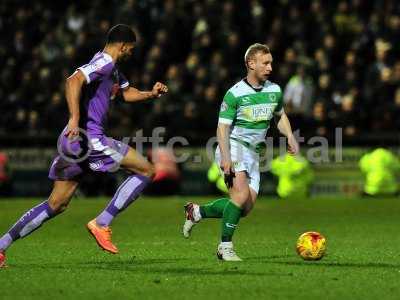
[244,43,270,68]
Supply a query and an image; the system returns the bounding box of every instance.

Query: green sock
[221,201,243,242]
[199,198,229,218]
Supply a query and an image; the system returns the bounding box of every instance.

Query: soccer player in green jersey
[183,43,299,261]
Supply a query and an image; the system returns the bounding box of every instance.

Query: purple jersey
[77,52,129,136]
[48,52,131,181]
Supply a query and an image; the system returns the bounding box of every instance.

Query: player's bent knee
[139,163,155,179]
[234,190,250,204]
[48,198,70,213]
[231,194,249,208]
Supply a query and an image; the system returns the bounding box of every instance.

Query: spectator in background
[314,73,332,108]
[283,65,314,118]
[277,48,298,84]
[391,88,400,129]
[334,94,358,138]
[364,40,392,106]
[307,102,330,138]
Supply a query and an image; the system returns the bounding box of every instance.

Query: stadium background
[0,0,399,196]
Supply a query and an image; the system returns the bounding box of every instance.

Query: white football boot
[183,202,202,238]
[217,242,242,261]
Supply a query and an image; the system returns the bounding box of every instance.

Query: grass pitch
[1,196,400,300]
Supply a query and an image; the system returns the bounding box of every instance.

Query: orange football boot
[86,219,118,254]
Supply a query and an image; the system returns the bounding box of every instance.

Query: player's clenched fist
[151,82,168,98]
[287,134,299,155]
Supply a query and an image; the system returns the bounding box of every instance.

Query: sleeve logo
[220,101,228,112]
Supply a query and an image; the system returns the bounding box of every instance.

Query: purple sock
[96,174,151,227]
[0,201,55,251]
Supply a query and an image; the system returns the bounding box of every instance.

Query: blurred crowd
[1,0,399,145]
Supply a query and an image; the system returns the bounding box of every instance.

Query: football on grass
[296,231,326,260]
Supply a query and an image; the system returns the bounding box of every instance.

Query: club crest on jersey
[269,94,277,101]
[242,97,251,104]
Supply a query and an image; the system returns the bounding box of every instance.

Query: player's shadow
[79,256,293,277]
[10,258,185,270]
[80,257,189,267]
[246,254,292,261]
[78,257,294,276]
[248,256,400,269]
[12,257,294,277]
[270,261,400,269]
[81,264,294,277]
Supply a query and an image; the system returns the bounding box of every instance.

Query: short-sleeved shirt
[218,79,283,148]
[77,52,129,136]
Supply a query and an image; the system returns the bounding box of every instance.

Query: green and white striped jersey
[218,79,283,150]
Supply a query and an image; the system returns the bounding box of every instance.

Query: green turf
[1,196,400,300]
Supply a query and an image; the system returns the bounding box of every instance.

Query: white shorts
[215,139,260,194]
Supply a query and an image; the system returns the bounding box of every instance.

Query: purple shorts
[48,133,129,181]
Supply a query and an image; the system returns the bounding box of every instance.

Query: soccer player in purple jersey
[0,24,168,267]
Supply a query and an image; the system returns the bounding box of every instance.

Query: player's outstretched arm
[122,82,168,102]
[65,70,86,139]
[275,111,299,155]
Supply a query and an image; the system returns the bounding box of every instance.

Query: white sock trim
[220,241,233,247]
